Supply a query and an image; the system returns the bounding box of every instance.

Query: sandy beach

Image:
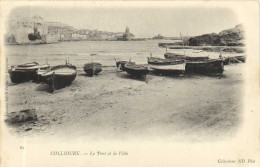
[5,63,244,142]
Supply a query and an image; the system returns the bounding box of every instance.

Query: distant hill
[188,24,245,46]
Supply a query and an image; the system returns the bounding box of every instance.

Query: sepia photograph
[4,6,245,140]
[1,1,259,167]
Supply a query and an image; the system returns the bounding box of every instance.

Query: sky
[9,7,239,38]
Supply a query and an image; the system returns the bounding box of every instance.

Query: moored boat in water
[148,57,186,75]
[9,62,50,83]
[124,62,149,77]
[39,64,77,91]
[83,62,102,77]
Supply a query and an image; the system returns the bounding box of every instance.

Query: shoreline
[6,63,244,141]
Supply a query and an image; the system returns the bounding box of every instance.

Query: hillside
[188,24,245,46]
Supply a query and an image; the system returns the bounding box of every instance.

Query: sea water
[5,40,241,69]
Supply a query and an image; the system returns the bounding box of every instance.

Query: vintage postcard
[0,1,259,167]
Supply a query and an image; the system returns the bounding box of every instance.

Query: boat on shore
[124,62,149,78]
[39,64,77,91]
[164,52,223,74]
[185,58,224,74]
[148,57,186,75]
[9,62,50,83]
[83,62,102,77]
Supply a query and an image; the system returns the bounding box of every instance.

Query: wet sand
[6,63,244,142]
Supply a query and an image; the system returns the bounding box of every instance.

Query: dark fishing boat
[124,62,149,77]
[148,57,186,75]
[164,52,223,74]
[9,62,50,83]
[185,58,224,74]
[83,62,102,77]
[39,64,77,90]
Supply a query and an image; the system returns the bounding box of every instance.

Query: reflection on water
[6,40,242,68]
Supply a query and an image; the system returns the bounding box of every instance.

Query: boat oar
[113,57,117,63]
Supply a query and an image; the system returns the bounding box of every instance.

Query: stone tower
[125,26,130,33]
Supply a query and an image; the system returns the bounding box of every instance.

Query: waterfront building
[117,26,135,41]
[6,15,59,44]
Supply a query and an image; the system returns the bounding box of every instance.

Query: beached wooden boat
[185,59,224,74]
[9,62,50,83]
[39,64,77,90]
[83,62,102,77]
[116,61,128,71]
[164,53,223,74]
[148,57,186,75]
[124,62,149,77]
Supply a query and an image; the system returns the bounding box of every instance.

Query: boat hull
[40,65,77,90]
[9,62,50,83]
[9,70,38,83]
[83,63,102,77]
[124,63,149,77]
[148,57,186,75]
[186,59,224,74]
[43,73,77,89]
[125,68,149,76]
[149,63,186,74]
